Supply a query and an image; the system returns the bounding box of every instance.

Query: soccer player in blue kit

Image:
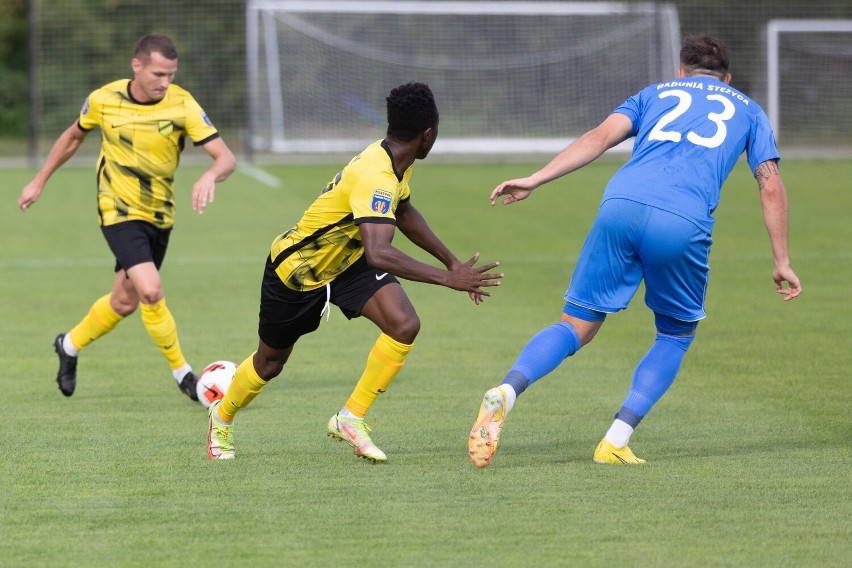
[468,35,802,467]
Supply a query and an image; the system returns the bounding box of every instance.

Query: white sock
[604,419,634,448]
[62,334,79,357]
[499,384,517,413]
[172,363,192,383]
[339,407,362,421]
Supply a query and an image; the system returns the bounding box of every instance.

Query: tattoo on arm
[754,160,780,190]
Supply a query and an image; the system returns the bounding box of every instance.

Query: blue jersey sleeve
[745,112,781,172]
[612,94,642,138]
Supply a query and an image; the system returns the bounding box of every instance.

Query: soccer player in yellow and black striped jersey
[18,33,236,401]
[207,82,503,462]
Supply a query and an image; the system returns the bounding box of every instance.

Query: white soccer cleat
[327,414,387,462]
[207,401,235,460]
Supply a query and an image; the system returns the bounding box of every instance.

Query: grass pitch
[1,155,850,567]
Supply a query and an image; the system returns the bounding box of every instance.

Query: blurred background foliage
[1,0,850,151]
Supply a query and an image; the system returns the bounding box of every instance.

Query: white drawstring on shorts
[319,283,332,322]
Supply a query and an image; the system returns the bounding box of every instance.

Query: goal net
[766,20,852,145]
[247,1,681,154]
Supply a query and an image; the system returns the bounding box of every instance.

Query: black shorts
[258,255,399,350]
[101,220,171,273]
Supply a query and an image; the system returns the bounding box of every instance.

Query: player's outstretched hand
[18,181,44,211]
[449,253,502,304]
[773,265,801,301]
[192,171,218,214]
[490,177,537,206]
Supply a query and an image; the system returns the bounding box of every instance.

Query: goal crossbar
[249,1,670,16]
[766,19,852,138]
[247,1,681,154]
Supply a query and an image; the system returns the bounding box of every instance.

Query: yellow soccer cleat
[207,401,236,460]
[468,387,508,468]
[593,438,646,464]
[327,414,387,463]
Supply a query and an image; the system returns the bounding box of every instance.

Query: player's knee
[114,303,137,317]
[253,346,291,381]
[138,288,164,305]
[391,314,420,345]
[110,296,138,317]
[256,359,285,381]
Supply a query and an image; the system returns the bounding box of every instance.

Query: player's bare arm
[395,199,500,304]
[395,200,462,269]
[754,159,780,190]
[490,113,633,206]
[191,137,237,214]
[754,159,801,301]
[18,121,89,211]
[359,221,502,298]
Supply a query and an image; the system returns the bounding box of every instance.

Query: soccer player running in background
[17,33,237,401]
[207,82,503,461]
[468,35,801,468]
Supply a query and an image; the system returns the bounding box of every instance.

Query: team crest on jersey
[201,112,213,127]
[371,189,393,214]
[81,97,90,115]
[158,120,174,136]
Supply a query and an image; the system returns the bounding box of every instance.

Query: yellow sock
[68,293,124,350]
[217,353,268,422]
[140,299,186,369]
[345,333,413,418]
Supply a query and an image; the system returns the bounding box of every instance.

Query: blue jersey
[604,76,779,232]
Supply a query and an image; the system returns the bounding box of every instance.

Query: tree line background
[1,0,850,152]
[1,0,245,151]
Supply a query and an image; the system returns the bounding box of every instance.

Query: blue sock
[620,332,695,418]
[502,322,582,396]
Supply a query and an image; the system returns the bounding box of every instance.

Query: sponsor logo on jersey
[371,189,393,214]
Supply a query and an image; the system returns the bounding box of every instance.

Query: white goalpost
[246,0,681,154]
[766,19,852,144]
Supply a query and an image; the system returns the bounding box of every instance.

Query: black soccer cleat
[53,333,78,397]
[178,371,199,402]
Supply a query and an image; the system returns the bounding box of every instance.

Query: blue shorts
[565,198,711,321]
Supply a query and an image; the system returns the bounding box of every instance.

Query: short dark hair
[134,33,178,61]
[680,35,729,79]
[386,82,439,141]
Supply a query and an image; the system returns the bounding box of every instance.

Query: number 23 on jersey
[648,89,736,149]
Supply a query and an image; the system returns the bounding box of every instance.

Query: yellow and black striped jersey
[270,140,412,291]
[78,79,219,228]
